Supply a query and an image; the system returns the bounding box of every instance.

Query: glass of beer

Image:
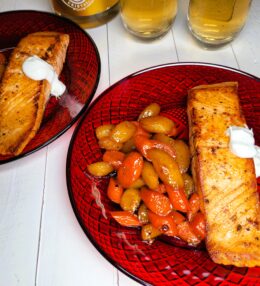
[119,0,178,39]
[187,0,252,45]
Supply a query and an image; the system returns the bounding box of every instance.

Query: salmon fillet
[187,82,260,267]
[0,32,69,155]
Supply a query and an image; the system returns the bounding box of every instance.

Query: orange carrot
[140,188,172,216]
[190,212,206,240]
[117,151,143,188]
[187,192,200,221]
[103,150,125,170]
[134,135,176,160]
[154,184,167,194]
[107,177,123,204]
[165,185,190,213]
[171,211,186,225]
[148,210,177,236]
[110,211,141,227]
[177,221,200,245]
[134,135,153,159]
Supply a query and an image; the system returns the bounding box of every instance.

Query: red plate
[67,63,260,286]
[0,10,100,164]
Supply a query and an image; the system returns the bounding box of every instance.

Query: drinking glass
[187,0,252,45]
[120,0,178,39]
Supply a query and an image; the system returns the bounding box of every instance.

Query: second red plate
[67,63,260,286]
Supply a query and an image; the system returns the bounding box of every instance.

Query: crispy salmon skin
[187,82,260,267]
[0,32,69,156]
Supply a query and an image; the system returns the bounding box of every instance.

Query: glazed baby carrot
[190,212,206,240]
[134,135,176,160]
[187,192,200,221]
[171,211,186,225]
[165,185,190,213]
[140,188,172,216]
[110,211,141,227]
[107,177,123,204]
[177,221,200,245]
[148,210,178,236]
[154,183,167,194]
[117,151,143,188]
[103,150,125,170]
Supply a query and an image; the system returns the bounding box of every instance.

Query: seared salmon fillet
[187,82,260,267]
[0,32,69,155]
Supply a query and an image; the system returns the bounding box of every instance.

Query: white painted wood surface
[0,1,259,286]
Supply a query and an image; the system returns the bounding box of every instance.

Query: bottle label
[60,0,118,14]
[61,0,94,11]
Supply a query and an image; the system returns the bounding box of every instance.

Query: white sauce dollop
[22,55,65,97]
[226,126,260,177]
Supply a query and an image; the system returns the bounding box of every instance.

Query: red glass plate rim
[69,62,260,137]
[66,62,260,286]
[0,10,101,165]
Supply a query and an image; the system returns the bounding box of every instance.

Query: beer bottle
[51,0,119,28]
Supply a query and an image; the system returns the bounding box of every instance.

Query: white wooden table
[0,1,259,285]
